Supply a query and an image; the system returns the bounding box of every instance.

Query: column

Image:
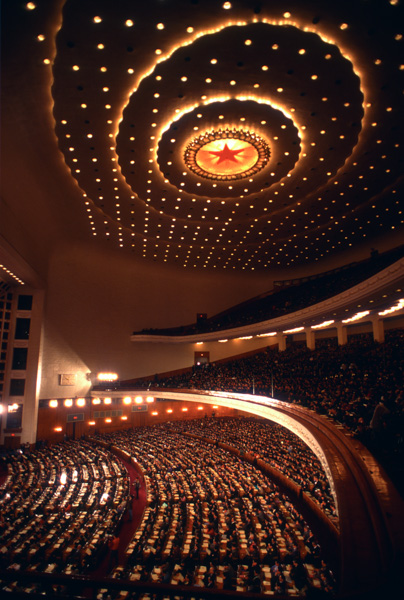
[337,323,348,346]
[277,333,286,352]
[305,328,315,351]
[371,316,385,344]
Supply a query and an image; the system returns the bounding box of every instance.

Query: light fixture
[311,320,335,329]
[378,299,404,316]
[342,311,370,323]
[97,372,118,381]
[184,128,270,181]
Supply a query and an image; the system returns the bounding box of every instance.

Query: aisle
[89,457,147,577]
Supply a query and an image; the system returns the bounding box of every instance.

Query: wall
[38,241,272,398]
[38,237,404,402]
[36,397,239,444]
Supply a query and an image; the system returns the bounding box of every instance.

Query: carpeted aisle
[89,457,147,578]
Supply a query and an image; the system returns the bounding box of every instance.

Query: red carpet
[89,457,147,577]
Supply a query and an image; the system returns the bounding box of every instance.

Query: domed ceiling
[2,0,404,272]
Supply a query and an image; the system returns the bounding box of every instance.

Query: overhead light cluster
[378,298,404,316]
[38,0,403,270]
[341,311,370,324]
[0,264,25,285]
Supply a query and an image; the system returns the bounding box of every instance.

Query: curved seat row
[167,416,337,521]
[96,426,336,596]
[0,441,129,577]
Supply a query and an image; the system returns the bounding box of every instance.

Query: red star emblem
[208,142,246,164]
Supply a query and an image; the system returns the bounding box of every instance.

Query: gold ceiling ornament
[184,128,270,181]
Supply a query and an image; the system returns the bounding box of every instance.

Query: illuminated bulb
[97,372,118,381]
[104,398,112,405]
[123,396,132,405]
[77,398,86,407]
[157,22,164,29]
[135,396,143,404]
[245,39,252,45]
[93,16,102,23]
[64,399,73,407]
[26,2,36,9]
[125,19,134,27]
[49,400,58,408]
[223,2,232,8]
[37,34,45,41]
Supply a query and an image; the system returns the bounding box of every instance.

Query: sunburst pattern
[37,0,404,270]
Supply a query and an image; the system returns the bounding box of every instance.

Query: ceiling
[1,0,404,278]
